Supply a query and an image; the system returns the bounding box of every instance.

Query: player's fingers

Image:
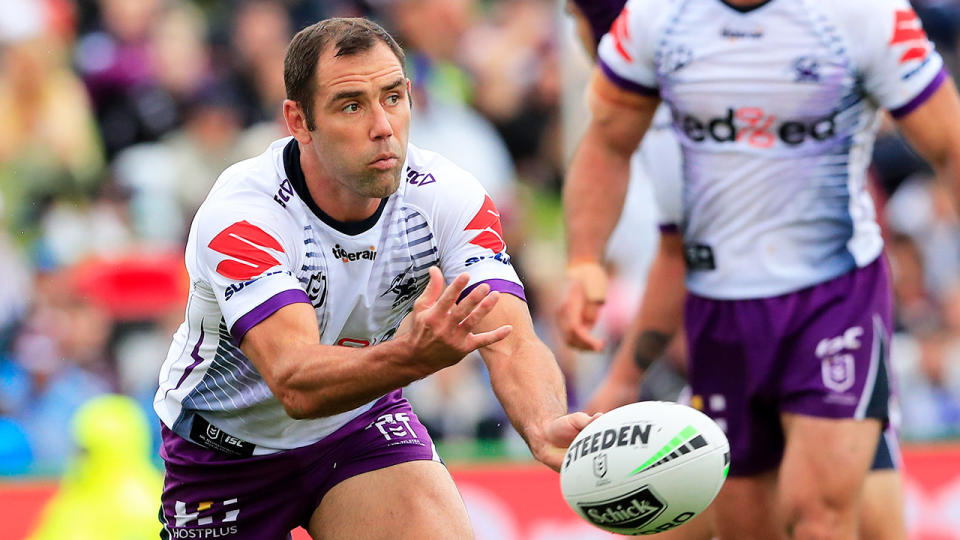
[557,283,586,343]
[458,290,500,329]
[465,324,512,350]
[570,325,605,352]
[452,282,490,321]
[414,266,445,310]
[547,412,602,448]
[581,300,603,327]
[434,272,470,312]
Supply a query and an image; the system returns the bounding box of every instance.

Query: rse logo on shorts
[167,499,239,538]
[208,221,284,281]
[371,412,420,443]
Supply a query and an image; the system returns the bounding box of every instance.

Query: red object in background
[4,445,960,540]
[69,252,188,321]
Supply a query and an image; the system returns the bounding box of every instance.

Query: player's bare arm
[583,232,686,414]
[472,292,598,471]
[241,266,511,419]
[559,69,659,351]
[893,77,960,209]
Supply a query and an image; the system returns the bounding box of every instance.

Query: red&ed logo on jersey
[890,8,931,65]
[208,221,284,280]
[465,195,506,253]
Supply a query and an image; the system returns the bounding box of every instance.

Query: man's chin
[359,169,402,199]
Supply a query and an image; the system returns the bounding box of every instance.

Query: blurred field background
[1,0,960,538]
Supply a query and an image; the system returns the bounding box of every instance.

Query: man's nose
[370,103,394,140]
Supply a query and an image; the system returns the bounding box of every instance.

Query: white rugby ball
[560,401,729,536]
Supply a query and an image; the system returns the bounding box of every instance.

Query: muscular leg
[308,461,474,540]
[860,470,906,540]
[778,414,880,540]
[712,469,783,540]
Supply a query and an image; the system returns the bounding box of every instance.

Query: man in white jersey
[154,18,595,540]
[559,0,960,537]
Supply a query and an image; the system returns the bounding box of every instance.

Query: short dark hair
[284,18,406,130]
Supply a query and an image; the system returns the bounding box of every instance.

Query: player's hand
[557,262,608,351]
[531,412,602,471]
[399,266,512,376]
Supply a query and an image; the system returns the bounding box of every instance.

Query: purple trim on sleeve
[598,58,659,97]
[457,279,526,303]
[230,289,311,344]
[659,223,680,234]
[890,68,947,119]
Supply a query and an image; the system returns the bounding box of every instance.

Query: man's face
[307,41,410,199]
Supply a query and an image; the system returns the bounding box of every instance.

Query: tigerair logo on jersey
[465,195,506,253]
[890,8,931,69]
[331,244,377,263]
[168,499,239,538]
[679,107,837,148]
[208,221,284,281]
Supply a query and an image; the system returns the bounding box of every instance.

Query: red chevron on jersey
[208,221,284,280]
[890,9,930,64]
[611,8,633,63]
[465,195,505,253]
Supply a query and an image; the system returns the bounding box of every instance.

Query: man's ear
[282,99,312,143]
[407,79,414,109]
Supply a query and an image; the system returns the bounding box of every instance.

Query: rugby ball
[560,401,729,536]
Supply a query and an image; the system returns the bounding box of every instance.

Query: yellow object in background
[27,394,162,540]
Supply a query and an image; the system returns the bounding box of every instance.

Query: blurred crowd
[0,0,959,476]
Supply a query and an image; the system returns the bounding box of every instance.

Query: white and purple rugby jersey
[598,0,945,299]
[154,138,523,453]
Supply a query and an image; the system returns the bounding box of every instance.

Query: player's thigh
[779,413,880,515]
[308,460,473,540]
[860,469,906,540]
[711,469,784,540]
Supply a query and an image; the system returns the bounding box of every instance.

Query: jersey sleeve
[193,203,309,343]
[430,176,525,302]
[848,0,946,118]
[595,0,661,95]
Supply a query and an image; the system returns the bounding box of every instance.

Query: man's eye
[343,103,359,113]
[386,94,400,105]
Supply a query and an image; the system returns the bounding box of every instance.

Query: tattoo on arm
[633,330,671,371]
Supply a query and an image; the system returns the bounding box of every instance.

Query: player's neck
[300,145,383,223]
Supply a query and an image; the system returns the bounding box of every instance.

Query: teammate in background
[561,0,960,538]
[154,18,595,540]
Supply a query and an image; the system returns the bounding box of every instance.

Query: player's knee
[781,490,858,539]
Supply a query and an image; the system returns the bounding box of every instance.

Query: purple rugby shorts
[159,390,438,539]
[684,256,894,476]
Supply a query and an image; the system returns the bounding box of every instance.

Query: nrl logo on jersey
[332,244,377,263]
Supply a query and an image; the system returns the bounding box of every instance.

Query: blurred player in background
[154,17,595,540]
[566,2,908,538]
[561,0,960,537]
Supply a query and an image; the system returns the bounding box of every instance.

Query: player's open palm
[401,266,512,375]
